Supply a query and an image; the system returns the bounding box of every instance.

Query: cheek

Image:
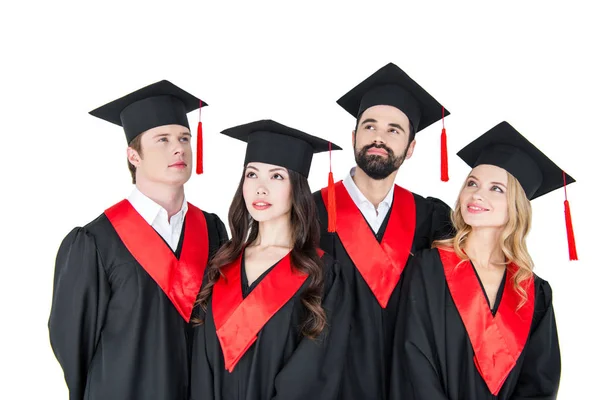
[276,183,292,209]
[242,179,254,201]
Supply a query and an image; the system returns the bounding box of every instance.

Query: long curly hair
[433,170,534,308]
[194,167,326,338]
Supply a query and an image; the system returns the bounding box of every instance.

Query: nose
[471,187,484,201]
[173,140,185,155]
[372,131,385,145]
[256,186,267,196]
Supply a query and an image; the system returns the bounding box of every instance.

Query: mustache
[362,143,393,155]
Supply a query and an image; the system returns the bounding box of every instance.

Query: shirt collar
[127,186,188,226]
[343,166,395,209]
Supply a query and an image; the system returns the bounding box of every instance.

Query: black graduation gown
[390,248,561,400]
[313,183,454,400]
[189,251,352,400]
[48,202,228,400]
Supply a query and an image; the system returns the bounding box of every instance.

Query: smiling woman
[390,121,570,400]
[190,119,352,400]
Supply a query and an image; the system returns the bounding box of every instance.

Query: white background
[1,1,598,398]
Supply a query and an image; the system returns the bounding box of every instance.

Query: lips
[252,201,272,211]
[169,161,187,168]
[466,203,489,213]
[366,147,389,156]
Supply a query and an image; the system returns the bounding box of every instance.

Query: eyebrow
[468,175,507,187]
[360,118,406,133]
[245,166,287,173]
[153,132,192,138]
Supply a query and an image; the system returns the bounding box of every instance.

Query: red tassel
[196,121,203,175]
[440,107,449,182]
[327,142,337,232]
[327,171,336,232]
[562,171,577,260]
[564,200,578,260]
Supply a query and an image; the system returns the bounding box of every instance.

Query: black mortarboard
[458,121,578,260]
[337,62,449,133]
[457,121,575,200]
[89,80,208,174]
[89,80,207,144]
[221,119,342,178]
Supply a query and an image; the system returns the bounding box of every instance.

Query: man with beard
[313,63,455,400]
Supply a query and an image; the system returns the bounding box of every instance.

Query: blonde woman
[390,122,566,399]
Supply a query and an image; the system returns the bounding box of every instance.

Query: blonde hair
[433,170,534,308]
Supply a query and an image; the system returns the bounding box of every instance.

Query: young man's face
[353,105,416,180]
[128,124,193,187]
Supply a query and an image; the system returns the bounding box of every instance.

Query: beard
[355,143,408,180]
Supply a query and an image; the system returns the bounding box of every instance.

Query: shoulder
[404,247,448,283]
[532,273,554,310]
[410,192,452,213]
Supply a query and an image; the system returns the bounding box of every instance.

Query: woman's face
[242,162,292,223]
[459,164,509,230]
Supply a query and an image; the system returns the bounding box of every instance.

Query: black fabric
[220,119,342,177]
[336,62,449,133]
[313,189,454,400]
[89,80,206,143]
[190,253,352,400]
[48,210,228,400]
[457,121,575,200]
[390,248,561,399]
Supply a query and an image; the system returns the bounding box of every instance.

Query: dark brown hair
[195,167,326,338]
[127,134,143,184]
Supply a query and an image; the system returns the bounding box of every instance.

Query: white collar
[342,166,395,209]
[127,186,188,225]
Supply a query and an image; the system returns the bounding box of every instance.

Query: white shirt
[342,167,394,233]
[127,187,188,251]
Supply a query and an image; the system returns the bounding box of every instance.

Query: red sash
[105,199,209,322]
[439,248,535,395]
[212,249,324,372]
[321,181,415,308]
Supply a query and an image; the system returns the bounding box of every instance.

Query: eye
[491,185,504,193]
[467,180,477,187]
[364,124,375,130]
[180,136,190,142]
[272,173,284,180]
[245,171,257,178]
[389,128,400,135]
[158,137,168,142]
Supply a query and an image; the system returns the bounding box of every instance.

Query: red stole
[105,199,209,322]
[321,181,415,308]
[439,248,535,395]
[212,249,323,372]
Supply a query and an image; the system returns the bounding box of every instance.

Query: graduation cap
[337,62,451,181]
[89,80,208,174]
[222,119,342,231]
[457,121,578,260]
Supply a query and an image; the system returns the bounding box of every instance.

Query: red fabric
[321,182,415,308]
[212,252,308,372]
[105,200,209,322]
[439,248,535,395]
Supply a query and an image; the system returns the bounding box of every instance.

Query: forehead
[359,105,410,126]
[142,124,191,137]
[471,164,508,183]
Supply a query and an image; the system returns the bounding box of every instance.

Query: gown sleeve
[271,255,353,400]
[427,196,455,242]
[510,279,561,400]
[48,227,111,400]
[390,251,450,400]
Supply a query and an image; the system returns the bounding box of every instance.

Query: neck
[464,227,505,269]
[352,166,397,208]
[135,181,185,219]
[253,213,293,249]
